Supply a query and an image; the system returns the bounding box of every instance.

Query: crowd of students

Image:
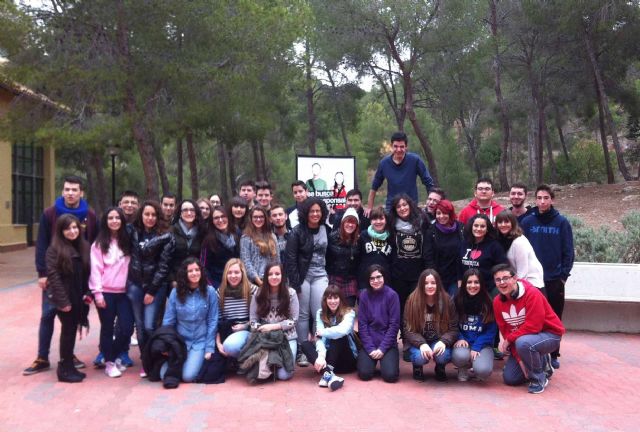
[24,173,570,395]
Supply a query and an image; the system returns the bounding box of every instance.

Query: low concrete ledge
[564,262,640,333]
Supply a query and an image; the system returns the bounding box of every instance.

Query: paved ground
[1,248,638,431]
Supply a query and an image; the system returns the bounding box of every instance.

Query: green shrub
[568,211,640,263]
[555,139,607,184]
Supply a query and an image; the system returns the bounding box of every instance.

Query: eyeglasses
[494,276,512,284]
[476,187,492,192]
[181,208,196,213]
[199,207,209,212]
[369,274,383,281]
[212,215,227,221]
[252,215,265,220]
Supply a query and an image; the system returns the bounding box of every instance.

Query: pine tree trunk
[176,137,183,202]
[152,135,170,196]
[217,140,229,203]
[595,86,616,184]
[226,141,237,195]
[186,129,198,199]
[553,103,569,161]
[305,42,317,155]
[251,140,262,180]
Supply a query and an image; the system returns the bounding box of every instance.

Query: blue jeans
[222,330,250,358]
[127,282,168,352]
[276,340,297,381]
[97,293,134,362]
[409,344,452,366]
[37,290,58,359]
[159,347,205,383]
[503,332,561,386]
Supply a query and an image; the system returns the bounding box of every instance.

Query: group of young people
[24,133,573,395]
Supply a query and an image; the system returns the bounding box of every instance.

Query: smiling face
[346,194,362,209]
[426,192,442,214]
[256,189,272,207]
[474,182,494,205]
[270,207,287,229]
[180,203,196,226]
[371,215,386,233]
[231,205,246,219]
[107,210,122,234]
[509,187,526,208]
[142,205,158,231]
[369,270,384,290]
[472,218,488,242]
[226,263,243,287]
[465,274,481,296]
[496,218,512,236]
[307,203,322,227]
[326,294,340,313]
[423,274,438,298]
[435,209,450,226]
[251,209,266,229]
[391,140,407,161]
[62,221,80,241]
[292,185,308,203]
[395,199,411,220]
[212,210,228,231]
[267,265,282,291]
[209,194,221,207]
[119,195,139,217]
[186,262,201,288]
[342,216,358,234]
[494,270,516,297]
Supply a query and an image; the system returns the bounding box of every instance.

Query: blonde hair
[218,258,252,311]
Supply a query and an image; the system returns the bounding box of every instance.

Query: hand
[314,358,327,372]
[143,294,155,305]
[470,350,480,361]
[216,341,227,357]
[369,349,383,360]
[315,329,324,338]
[454,339,468,349]
[204,352,212,360]
[363,207,372,218]
[419,344,433,360]
[499,339,510,353]
[231,323,247,332]
[38,277,48,290]
[255,277,263,287]
[433,341,446,356]
[59,305,72,312]
[259,323,279,332]
[95,298,106,309]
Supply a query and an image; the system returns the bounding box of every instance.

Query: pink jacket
[89,239,131,300]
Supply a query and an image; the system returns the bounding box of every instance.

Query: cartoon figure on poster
[297,156,356,211]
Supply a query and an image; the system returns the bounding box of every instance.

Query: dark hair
[134,200,169,234]
[50,214,90,275]
[299,197,328,227]
[491,263,516,276]
[495,210,523,240]
[510,183,528,194]
[369,206,387,223]
[95,207,131,256]
[405,269,451,335]
[390,131,408,144]
[228,196,248,232]
[333,171,344,187]
[256,262,290,318]
[269,203,286,215]
[238,180,255,191]
[389,193,421,230]
[339,212,359,245]
[430,187,446,200]
[62,175,84,190]
[346,189,362,200]
[320,285,352,327]
[174,198,203,227]
[119,190,139,202]
[463,214,496,244]
[176,257,208,304]
[365,264,386,290]
[535,184,555,199]
[255,180,272,192]
[455,269,494,324]
[434,199,457,225]
[476,177,494,189]
[203,205,238,252]
[161,193,177,201]
[291,180,307,190]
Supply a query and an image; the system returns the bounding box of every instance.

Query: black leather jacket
[326,230,360,278]
[127,225,175,295]
[284,224,330,290]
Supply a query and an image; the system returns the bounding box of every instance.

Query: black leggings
[544,279,565,357]
[57,310,78,363]
[301,336,357,374]
[357,346,399,383]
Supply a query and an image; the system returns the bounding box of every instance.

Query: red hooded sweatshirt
[458,199,505,225]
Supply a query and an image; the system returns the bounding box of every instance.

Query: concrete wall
[564,262,640,333]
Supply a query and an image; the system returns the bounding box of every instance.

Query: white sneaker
[130,335,139,346]
[327,374,344,391]
[318,375,329,388]
[105,361,122,378]
[457,367,470,382]
[114,358,127,372]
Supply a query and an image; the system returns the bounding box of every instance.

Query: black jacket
[127,226,175,295]
[142,325,187,388]
[284,223,330,290]
[169,223,204,283]
[424,222,464,287]
[326,230,360,278]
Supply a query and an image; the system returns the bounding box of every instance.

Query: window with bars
[12,142,44,225]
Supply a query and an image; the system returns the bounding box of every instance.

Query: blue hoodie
[520,206,574,282]
[457,314,497,352]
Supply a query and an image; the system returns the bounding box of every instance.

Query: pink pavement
[1,270,638,431]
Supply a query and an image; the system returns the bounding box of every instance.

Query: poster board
[296,155,356,209]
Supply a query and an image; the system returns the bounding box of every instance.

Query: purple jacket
[358,285,400,353]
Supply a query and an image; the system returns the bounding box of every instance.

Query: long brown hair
[50,214,90,275]
[218,258,252,311]
[243,206,276,257]
[95,207,131,256]
[404,269,451,335]
[339,215,360,245]
[255,262,290,318]
[455,269,494,324]
[320,285,352,327]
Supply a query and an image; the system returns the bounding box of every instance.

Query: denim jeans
[276,340,297,381]
[97,293,134,362]
[159,347,205,383]
[451,346,494,380]
[296,274,328,344]
[503,332,561,386]
[37,290,58,359]
[222,330,250,358]
[409,343,452,367]
[127,282,168,352]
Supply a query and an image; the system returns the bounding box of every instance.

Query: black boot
[57,361,84,383]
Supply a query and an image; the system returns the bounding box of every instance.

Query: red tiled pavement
[1,257,639,431]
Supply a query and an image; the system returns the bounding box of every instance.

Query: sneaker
[327,373,344,391]
[550,356,560,369]
[528,377,549,394]
[130,334,139,346]
[435,365,447,382]
[23,357,50,376]
[93,352,105,368]
[457,367,470,382]
[543,354,554,379]
[118,351,134,367]
[139,368,147,378]
[296,352,310,367]
[493,348,504,360]
[114,358,128,372]
[73,355,86,369]
[105,361,122,378]
[319,370,332,388]
[412,365,425,382]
